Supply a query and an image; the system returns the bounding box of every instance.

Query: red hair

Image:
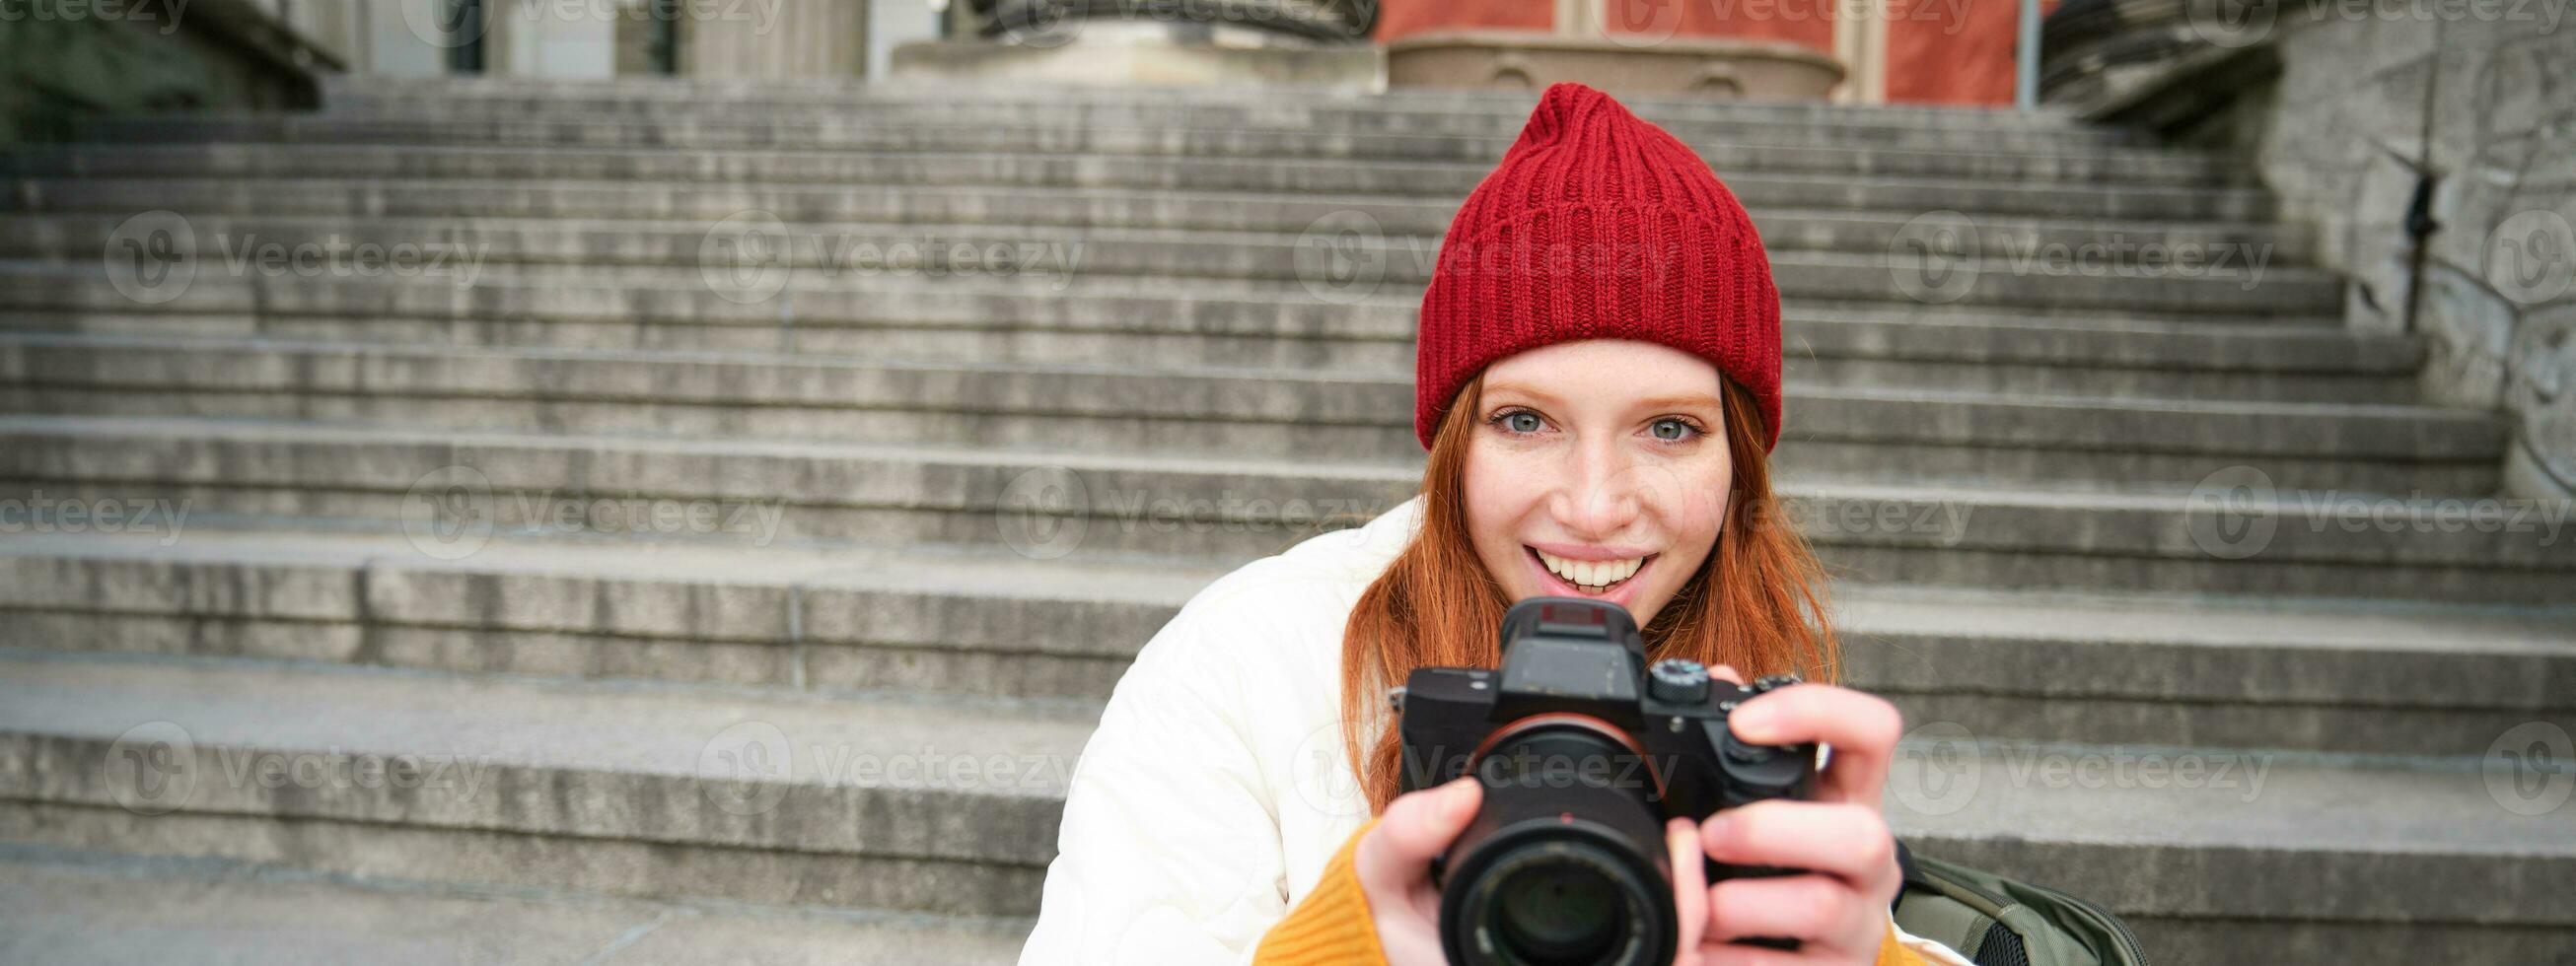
[1337,371,1838,813]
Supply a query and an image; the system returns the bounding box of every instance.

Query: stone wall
[2185,17,2575,500]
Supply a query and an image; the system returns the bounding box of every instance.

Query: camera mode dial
[1647,658,1710,704]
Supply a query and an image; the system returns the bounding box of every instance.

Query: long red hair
[1337,370,1838,814]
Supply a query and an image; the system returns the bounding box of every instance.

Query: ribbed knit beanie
[1414,82,1783,451]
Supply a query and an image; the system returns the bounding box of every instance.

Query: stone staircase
[1,76,2571,964]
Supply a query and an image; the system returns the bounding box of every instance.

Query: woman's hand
[1353,775,1481,966]
[1667,666,1907,964]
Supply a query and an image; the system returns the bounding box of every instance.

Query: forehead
[1479,340,1723,399]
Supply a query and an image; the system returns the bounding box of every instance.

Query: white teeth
[1534,549,1645,590]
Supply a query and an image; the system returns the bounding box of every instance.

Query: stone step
[0,285,2421,402]
[0,652,2565,966]
[4,133,2225,187]
[315,75,2138,136]
[0,650,1092,921]
[7,167,2278,225]
[0,336,2493,493]
[0,276,2367,379]
[0,210,2318,284]
[89,103,2158,157]
[1,417,2566,602]
[0,235,2337,318]
[0,844,1028,965]
[2,526,2566,756]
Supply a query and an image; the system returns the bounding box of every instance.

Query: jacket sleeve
[1018,585,1296,966]
[1252,819,1387,964]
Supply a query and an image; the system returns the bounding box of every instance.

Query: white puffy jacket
[1018,494,1969,965]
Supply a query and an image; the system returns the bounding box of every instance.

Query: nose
[1549,435,1642,539]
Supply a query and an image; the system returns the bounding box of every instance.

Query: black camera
[1394,596,1818,966]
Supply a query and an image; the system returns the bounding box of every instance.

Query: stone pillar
[687,2,865,79]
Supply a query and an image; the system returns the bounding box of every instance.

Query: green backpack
[1892,845,2152,966]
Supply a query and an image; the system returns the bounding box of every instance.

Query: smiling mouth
[1529,546,1656,594]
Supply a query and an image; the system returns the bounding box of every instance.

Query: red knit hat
[1414,82,1783,451]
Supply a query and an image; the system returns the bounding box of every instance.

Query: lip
[1524,545,1658,608]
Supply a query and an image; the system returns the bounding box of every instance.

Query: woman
[1020,83,1969,966]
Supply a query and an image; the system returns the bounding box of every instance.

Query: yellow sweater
[1254,820,1933,966]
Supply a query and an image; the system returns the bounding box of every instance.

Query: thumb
[1357,776,1481,891]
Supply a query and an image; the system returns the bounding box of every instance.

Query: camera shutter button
[1723,734,1778,765]
[1648,658,1710,704]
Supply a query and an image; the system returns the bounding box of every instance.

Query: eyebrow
[1484,384,1722,414]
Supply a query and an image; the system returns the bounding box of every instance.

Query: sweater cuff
[1253,819,1389,966]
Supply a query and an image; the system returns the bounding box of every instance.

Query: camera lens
[1438,719,1674,966]
[1492,848,1625,961]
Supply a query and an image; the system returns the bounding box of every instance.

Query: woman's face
[1462,339,1735,628]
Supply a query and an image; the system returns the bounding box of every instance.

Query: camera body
[1394,596,1818,965]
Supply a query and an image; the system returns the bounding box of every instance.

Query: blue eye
[1650,417,1700,442]
[1504,411,1542,434]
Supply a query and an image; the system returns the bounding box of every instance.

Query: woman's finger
[1358,777,1482,965]
[1668,817,1708,964]
[1708,663,1746,687]
[1703,873,1875,949]
[1698,800,1897,887]
[1723,683,1901,805]
[1356,777,1481,899]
